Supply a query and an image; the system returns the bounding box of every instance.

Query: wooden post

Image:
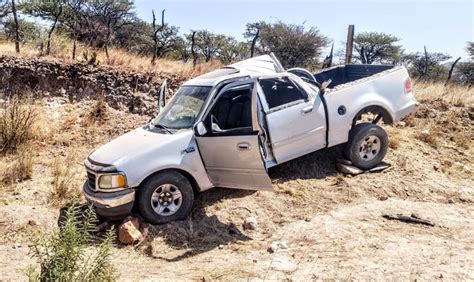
[345,25,354,65]
[191,31,197,69]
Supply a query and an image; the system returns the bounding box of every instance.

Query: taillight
[404,77,412,94]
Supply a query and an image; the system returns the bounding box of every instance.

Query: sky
[134,0,473,61]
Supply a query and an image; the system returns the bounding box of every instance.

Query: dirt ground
[0,83,473,280]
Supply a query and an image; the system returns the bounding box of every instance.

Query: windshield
[150,86,212,130]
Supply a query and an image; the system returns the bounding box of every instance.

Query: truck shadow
[145,188,254,262]
[269,145,342,183]
[146,146,343,261]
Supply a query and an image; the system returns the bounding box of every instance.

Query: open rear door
[195,79,273,190]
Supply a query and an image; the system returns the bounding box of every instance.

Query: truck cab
[83,54,418,224]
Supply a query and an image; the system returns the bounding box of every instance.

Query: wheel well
[352,105,393,125]
[138,168,200,195]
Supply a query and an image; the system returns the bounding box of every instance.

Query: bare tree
[250,28,259,58]
[445,57,461,85]
[151,9,165,64]
[11,0,19,53]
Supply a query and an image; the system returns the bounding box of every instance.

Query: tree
[2,17,42,43]
[245,21,329,68]
[194,30,226,62]
[0,0,10,18]
[219,37,248,64]
[468,41,474,60]
[154,24,180,58]
[115,18,152,55]
[352,32,403,64]
[11,0,19,53]
[87,0,134,58]
[405,49,451,81]
[64,0,85,60]
[19,0,65,55]
[151,9,164,64]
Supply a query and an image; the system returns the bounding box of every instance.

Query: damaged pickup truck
[83,54,418,224]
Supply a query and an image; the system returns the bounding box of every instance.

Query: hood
[88,127,193,169]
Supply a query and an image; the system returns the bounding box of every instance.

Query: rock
[336,158,352,165]
[202,275,212,282]
[118,216,142,245]
[368,163,391,172]
[27,220,37,226]
[336,163,364,175]
[379,195,389,201]
[271,256,297,272]
[243,217,257,230]
[268,241,289,253]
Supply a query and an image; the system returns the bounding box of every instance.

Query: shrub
[0,99,36,154]
[27,205,119,281]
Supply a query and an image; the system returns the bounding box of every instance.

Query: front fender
[115,132,213,192]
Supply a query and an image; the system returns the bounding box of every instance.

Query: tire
[137,171,194,224]
[344,123,388,170]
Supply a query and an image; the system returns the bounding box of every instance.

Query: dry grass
[413,81,474,106]
[415,128,439,148]
[1,144,33,185]
[50,154,81,206]
[0,98,37,154]
[0,39,222,77]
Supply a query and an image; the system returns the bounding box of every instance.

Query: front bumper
[83,181,135,219]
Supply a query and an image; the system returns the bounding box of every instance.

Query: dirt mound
[0,55,186,114]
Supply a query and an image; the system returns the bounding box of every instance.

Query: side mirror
[158,80,167,113]
[194,121,208,136]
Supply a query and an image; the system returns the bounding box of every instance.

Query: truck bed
[314,65,394,89]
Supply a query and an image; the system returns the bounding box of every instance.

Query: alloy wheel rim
[151,184,182,216]
[358,135,381,161]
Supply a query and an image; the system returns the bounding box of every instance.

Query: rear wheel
[138,171,194,224]
[344,123,388,170]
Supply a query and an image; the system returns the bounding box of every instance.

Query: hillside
[0,56,473,280]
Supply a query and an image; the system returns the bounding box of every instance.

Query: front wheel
[138,171,194,224]
[344,123,388,170]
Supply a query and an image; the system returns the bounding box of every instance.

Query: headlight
[98,173,127,189]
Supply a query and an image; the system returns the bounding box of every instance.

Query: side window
[208,85,253,134]
[260,77,308,109]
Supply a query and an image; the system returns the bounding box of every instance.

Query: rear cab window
[259,77,308,110]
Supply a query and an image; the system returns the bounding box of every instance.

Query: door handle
[302,106,313,114]
[237,142,251,151]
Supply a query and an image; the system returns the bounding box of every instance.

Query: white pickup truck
[83,54,418,224]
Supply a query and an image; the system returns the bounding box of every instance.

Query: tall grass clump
[1,144,34,184]
[50,154,81,206]
[0,98,37,154]
[27,205,119,281]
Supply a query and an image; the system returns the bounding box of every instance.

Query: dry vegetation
[0,39,222,78]
[0,60,473,280]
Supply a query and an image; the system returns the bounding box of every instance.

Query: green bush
[27,205,119,282]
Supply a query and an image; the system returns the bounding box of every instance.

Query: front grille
[87,171,97,191]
